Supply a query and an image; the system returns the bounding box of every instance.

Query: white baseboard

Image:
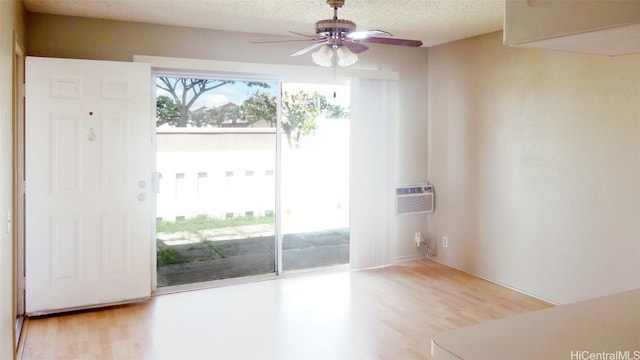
[393,254,428,263]
[424,257,561,305]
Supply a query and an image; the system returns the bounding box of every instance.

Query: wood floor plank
[19,260,552,359]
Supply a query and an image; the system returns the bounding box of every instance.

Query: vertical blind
[349,79,396,270]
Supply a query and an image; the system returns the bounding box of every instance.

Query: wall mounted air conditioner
[395,184,434,215]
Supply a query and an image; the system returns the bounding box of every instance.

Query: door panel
[50,115,81,192]
[101,212,128,275]
[25,57,152,315]
[50,215,80,283]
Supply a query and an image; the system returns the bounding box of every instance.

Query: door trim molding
[12,30,26,351]
[134,55,399,82]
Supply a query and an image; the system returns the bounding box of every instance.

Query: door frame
[150,70,283,289]
[149,70,353,288]
[12,32,25,348]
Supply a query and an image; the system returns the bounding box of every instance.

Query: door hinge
[5,211,11,235]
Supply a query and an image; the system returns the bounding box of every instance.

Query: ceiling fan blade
[251,38,322,44]
[290,41,328,56]
[252,30,325,44]
[346,30,392,40]
[343,40,369,54]
[358,37,423,47]
[288,31,321,38]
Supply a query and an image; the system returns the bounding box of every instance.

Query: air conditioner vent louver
[395,184,434,214]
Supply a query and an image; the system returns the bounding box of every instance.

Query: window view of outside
[155,76,349,287]
[280,83,350,271]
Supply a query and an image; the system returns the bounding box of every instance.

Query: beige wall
[1,1,25,358]
[15,0,640,321]
[25,13,430,261]
[428,31,640,304]
[22,10,640,307]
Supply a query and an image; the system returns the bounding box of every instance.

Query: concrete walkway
[157,224,276,245]
[157,227,349,287]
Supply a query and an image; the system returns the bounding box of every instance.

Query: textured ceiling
[23,0,505,47]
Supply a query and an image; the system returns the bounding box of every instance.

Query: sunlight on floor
[148,270,360,359]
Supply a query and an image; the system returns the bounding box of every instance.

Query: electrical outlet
[414,232,421,247]
[442,236,448,248]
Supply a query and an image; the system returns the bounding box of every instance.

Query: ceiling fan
[257,0,423,67]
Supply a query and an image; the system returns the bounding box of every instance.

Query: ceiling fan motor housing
[327,0,346,8]
[316,19,356,38]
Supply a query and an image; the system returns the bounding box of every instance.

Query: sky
[155,77,277,108]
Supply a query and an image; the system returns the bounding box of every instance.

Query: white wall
[1,1,24,358]
[156,133,277,220]
[428,31,640,304]
[26,12,430,262]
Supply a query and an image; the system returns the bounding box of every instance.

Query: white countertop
[431,289,640,360]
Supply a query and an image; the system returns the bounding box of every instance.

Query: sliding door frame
[151,69,282,289]
[139,55,398,291]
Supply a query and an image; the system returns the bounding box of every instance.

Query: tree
[155,77,269,127]
[155,77,349,147]
[156,95,181,127]
[281,90,321,147]
[240,90,277,128]
[325,102,350,119]
[279,90,349,147]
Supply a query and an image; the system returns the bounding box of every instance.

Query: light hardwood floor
[19,260,552,360]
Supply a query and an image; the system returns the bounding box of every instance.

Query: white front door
[25,57,153,315]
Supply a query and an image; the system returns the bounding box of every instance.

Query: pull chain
[333,49,337,98]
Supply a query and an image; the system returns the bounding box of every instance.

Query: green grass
[157,247,185,266]
[186,237,229,259]
[157,214,274,234]
[157,215,266,266]
[202,240,228,258]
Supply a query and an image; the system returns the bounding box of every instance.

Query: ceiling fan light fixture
[267,0,422,68]
[312,45,334,67]
[336,45,358,67]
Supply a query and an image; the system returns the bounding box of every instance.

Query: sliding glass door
[154,76,350,287]
[280,83,350,271]
[155,75,278,286]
